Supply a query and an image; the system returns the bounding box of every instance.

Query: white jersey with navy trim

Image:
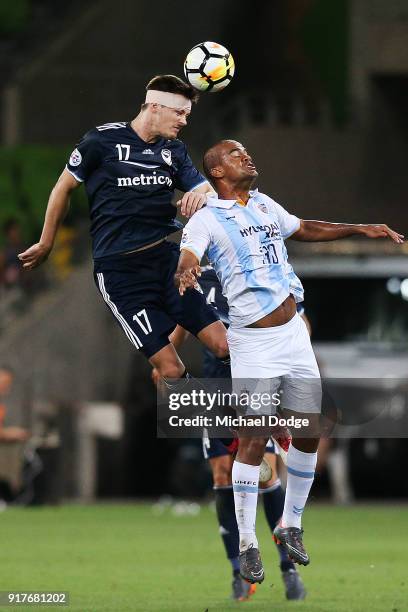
[181,190,303,327]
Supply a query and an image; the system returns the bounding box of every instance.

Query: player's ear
[210,166,224,179]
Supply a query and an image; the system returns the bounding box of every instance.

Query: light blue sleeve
[180,212,211,262]
[269,198,300,238]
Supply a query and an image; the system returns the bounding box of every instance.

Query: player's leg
[94,245,194,388]
[273,430,319,566]
[260,448,306,600]
[209,454,238,568]
[274,315,321,566]
[232,434,268,583]
[226,335,285,584]
[148,343,186,379]
[94,251,212,444]
[280,426,319,529]
[260,451,291,563]
[203,435,256,601]
[201,347,256,600]
[197,320,229,360]
[164,242,229,359]
[203,438,254,601]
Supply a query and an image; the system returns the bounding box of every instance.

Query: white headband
[145,89,192,111]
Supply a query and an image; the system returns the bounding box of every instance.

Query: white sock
[232,460,260,552]
[282,445,317,529]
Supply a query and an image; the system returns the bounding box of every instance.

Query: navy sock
[261,480,295,571]
[214,486,240,573]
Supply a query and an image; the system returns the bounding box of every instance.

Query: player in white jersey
[175,139,404,583]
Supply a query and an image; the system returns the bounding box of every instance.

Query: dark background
[0,0,407,502]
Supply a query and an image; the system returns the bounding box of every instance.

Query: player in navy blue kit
[19,75,228,382]
[199,265,306,601]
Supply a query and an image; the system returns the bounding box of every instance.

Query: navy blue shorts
[94,241,219,359]
[202,436,277,460]
[203,347,231,379]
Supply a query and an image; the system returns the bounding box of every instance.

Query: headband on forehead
[145,89,192,111]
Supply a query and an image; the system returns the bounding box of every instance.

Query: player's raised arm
[18,169,80,270]
[291,220,404,244]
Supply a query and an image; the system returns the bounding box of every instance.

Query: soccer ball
[184,41,235,92]
[259,457,272,483]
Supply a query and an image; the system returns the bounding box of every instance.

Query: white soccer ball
[259,457,273,483]
[184,41,235,92]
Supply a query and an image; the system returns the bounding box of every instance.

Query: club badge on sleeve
[69,148,82,166]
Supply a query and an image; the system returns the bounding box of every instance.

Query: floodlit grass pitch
[0,504,406,611]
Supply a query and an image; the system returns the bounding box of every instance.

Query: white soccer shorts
[227,312,321,415]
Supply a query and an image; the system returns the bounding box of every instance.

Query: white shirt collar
[206,189,259,209]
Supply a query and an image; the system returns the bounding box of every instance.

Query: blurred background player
[0,365,32,505]
[18,75,228,393]
[0,366,29,444]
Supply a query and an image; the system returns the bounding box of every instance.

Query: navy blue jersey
[66,122,207,259]
[199,265,229,325]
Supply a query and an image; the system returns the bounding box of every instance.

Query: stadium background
[1,2,408,610]
[0,0,407,513]
[1,0,407,503]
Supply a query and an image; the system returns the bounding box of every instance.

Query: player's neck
[130,115,161,144]
[217,185,251,204]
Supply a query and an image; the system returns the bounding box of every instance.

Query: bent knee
[212,338,229,359]
[158,363,186,379]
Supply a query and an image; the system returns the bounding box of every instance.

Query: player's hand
[175,265,202,295]
[151,368,161,387]
[359,224,404,243]
[18,242,52,270]
[151,367,168,399]
[177,191,207,218]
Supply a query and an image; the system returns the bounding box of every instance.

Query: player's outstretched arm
[291,220,404,244]
[174,249,202,295]
[19,169,80,270]
[176,182,215,218]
